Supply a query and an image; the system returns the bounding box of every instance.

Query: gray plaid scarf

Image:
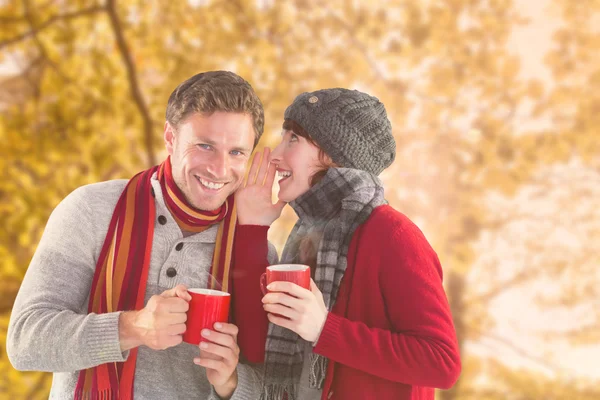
[261,168,386,400]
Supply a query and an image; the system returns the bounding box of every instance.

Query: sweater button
[175,242,184,251]
[158,215,167,225]
[166,267,177,278]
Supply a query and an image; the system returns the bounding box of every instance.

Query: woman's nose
[270,142,284,163]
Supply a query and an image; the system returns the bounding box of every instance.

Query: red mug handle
[260,273,268,295]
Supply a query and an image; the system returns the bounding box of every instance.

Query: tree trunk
[438,270,465,400]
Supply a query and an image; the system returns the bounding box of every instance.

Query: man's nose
[206,152,228,179]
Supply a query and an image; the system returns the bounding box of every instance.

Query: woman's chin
[277,189,307,204]
[277,194,294,203]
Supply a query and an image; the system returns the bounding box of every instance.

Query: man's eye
[230,150,242,156]
[198,144,212,150]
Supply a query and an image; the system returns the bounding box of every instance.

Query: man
[7,71,276,399]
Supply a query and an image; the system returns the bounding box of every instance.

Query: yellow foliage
[1,0,599,398]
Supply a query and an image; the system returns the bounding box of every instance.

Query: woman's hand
[262,279,328,343]
[235,147,286,227]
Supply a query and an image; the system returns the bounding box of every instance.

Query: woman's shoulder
[357,205,442,277]
[361,204,415,232]
[359,204,433,248]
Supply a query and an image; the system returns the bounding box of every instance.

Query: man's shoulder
[40,180,131,252]
[73,179,129,199]
[61,179,129,214]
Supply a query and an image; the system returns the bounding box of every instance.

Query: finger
[200,348,222,361]
[175,286,192,301]
[213,322,239,341]
[160,284,189,299]
[193,357,227,371]
[256,147,271,185]
[201,329,237,350]
[199,341,238,365]
[245,151,262,187]
[267,313,296,332]
[264,161,278,189]
[263,304,299,320]
[265,281,312,299]
[262,292,302,310]
[164,311,187,325]
[166,323,187,336]
[161,297,190,313]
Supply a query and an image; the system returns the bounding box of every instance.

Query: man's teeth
[198,177,225,189]
[278,171,292,178]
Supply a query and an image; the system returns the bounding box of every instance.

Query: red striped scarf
[74,157,237,400]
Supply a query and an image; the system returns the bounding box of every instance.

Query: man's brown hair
[166,71,265,147]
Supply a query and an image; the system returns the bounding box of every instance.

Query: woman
[235,88,461,400]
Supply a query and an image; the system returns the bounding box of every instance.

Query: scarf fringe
[74,388,116,400]
[309,353,328,389]
[260,384,297,400]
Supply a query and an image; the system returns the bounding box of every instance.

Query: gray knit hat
[283,88,395,175]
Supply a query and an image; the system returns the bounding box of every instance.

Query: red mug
[260,264,311,294]
[183,288,230,345]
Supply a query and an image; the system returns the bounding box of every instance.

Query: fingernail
[202,329,210,337]
[200,342,208,349]
[214,322,222,329]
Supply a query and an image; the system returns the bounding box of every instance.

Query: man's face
[164,112,255,211]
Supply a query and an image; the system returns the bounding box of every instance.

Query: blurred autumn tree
[1,0,598,399]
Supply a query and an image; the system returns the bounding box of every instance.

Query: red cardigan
[230,223,272,363]
[232,205,461,399]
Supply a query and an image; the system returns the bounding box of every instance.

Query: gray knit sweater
[7,175,275,399]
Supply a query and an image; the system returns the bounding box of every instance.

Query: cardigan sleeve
[231,224,277,363]
[6,187,129,372]
[314,219,461,389]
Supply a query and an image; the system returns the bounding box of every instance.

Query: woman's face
[270,130,323,202]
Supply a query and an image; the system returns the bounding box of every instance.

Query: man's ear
[164,121,175,155]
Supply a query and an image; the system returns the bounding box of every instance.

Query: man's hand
[194,322,240,399]
[119,284,191,352]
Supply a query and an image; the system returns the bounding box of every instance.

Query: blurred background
[1,0,599,398]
